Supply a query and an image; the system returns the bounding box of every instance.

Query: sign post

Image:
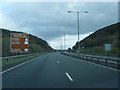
[10,33,29,54]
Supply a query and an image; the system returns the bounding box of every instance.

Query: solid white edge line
[62,53,120,72]
[78,59,120,72]
[65,72,74,81]
[0,56,40,74]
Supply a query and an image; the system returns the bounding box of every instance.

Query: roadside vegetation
[71,22,119,57]
[1,29,53,57]
[72,47,120,57]
[2,53,43,67]
[1,29,53,68]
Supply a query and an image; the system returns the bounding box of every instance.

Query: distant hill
[73,22,119,49]
[1,29,53,57]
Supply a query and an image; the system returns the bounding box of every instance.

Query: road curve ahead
[2,52,119,88]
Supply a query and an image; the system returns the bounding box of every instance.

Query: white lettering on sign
[12,42,20,44]
[11,38,19,42]
[10,33,29,53]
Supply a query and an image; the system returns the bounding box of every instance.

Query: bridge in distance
[2,52,119,88]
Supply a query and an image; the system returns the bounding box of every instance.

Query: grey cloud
[0,2,118,40]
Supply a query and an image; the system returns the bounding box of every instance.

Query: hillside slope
[73,22,119,49]
[72,22,119,56]
[1,29,53,57]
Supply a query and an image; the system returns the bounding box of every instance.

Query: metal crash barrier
[61,52,120,70]
[1,54,33,61]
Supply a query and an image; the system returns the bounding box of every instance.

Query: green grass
[2,53,41,67]
[72,47,120,57]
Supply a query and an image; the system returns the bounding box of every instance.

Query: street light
[68,10,88,52]
[64,33,66,50]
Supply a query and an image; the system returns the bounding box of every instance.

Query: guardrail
[0,54,33,61]
[61,52,120,70]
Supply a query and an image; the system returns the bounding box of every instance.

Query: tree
[68,47,72,52]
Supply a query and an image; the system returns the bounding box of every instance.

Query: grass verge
[72,47,120,57]
[2,53,41,68]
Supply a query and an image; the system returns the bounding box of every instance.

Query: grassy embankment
[2,53,45,67]
[72,23,119,57]
[72,47,120,57]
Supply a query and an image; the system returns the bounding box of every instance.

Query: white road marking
[57,61,59,63]
[0,56,40,74]
[78,59,120,72]
[65,72,74,81]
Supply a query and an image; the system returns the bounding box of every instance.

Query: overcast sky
[0,2,118,49]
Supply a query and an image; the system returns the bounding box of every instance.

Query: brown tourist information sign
[10,33,29,53]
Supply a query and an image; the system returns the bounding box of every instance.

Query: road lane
[2,52,119,88]
[3,53,70,88]
[57,53,118,88]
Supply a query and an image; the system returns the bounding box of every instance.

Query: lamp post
[68,11,88,52]
[64,33,66,50]
[61,38,63,50]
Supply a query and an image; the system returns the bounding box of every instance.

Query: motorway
[2,52,119,88]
